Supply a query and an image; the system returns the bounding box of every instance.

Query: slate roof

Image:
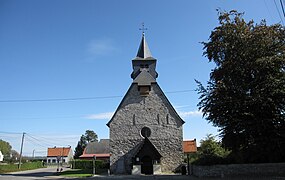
[80,139,110,158]
[133,69,156,86]
[183,139,197,153]
[47,147,71,157]
[133,137,162,159]
[83,139,110,154]
[135,34,152,59]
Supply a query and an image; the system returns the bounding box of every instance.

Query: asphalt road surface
[1,168,284,180]
[0,167,65,180]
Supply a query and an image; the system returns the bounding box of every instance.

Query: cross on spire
[139,22,147,35]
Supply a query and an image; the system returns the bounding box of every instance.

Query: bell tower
[131,33,158,96]
[131,33,158,80]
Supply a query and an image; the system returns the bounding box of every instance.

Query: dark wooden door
[141,156,153,175]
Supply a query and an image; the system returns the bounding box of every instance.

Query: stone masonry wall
[109,83,184,174]
[193,163,285,177]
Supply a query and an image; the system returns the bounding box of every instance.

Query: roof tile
[183,140,197,153]
[47,147,71,157]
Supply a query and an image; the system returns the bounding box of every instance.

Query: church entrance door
[141,156,153,175]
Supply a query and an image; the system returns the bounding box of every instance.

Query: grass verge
[58,168,108,177]
[58,169,93,177]
[0,162,45,173]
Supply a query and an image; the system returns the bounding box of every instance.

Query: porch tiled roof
[183,139,197,153]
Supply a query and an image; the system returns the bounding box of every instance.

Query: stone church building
[107,33,185,175]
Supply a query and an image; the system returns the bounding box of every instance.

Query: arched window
[133,114,136,125]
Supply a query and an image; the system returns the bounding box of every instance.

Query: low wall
[193,163,285,177]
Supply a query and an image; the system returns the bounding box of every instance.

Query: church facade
[107,34,184,175]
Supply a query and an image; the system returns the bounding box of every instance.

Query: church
[107,32,185,175]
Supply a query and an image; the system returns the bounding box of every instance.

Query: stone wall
[192,163,285,177]
[109,83,184,174]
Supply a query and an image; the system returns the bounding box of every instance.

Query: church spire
[136,34,152,59]
[131,24,158,82]
[136,23,152,59]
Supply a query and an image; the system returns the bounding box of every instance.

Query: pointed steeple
[136,34,152,59]
[131,29,158,82]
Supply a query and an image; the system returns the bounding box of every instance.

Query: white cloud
[85,112,114,120]
[178,110,203,118]
[173,105,193,110]
[87,38,118,57]
[173,105,203,118]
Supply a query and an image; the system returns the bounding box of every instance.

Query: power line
[280,0,285,18]
[274,0,285,25]
[264,0,275,22]
[0,131,23,135]
[25,134,54,147]
[1,115,84,120]
[0,89,196,103]
[25,135,47,149]
[25,133,72,148]
[0,95,123,103]
[26,133,68,147]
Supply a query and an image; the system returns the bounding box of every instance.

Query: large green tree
[0,139,12,157]
[74,130,98,159]
[197,10,285,163]
[85,130,98,143]
[74,135,87,159]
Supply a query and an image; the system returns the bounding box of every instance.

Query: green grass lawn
[0,162,45,173]
[58,169,93,177]
[58,168,108,177]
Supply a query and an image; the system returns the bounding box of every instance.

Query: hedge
[0,161,43,173]
[70,160,105,170]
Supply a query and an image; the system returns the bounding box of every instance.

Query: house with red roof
[47,146,73,165]
[80,139,110,162]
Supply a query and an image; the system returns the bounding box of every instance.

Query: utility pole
[33,149,35,159]
[93,155,96,176]
[18,132,25,169]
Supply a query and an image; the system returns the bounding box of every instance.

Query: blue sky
[0,0,283,157]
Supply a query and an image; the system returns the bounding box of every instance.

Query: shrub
[70,159,104,170]
[0,161,43,173]
[193,134,231,165]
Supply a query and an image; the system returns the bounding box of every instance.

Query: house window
[141,127,151,138]
[52,159,56,163]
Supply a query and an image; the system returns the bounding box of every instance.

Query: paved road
[1,168,284,180]
[0,167,66,180]
[89,175,285,179]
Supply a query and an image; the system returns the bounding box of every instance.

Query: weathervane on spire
[139,22,147,36]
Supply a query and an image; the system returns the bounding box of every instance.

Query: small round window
[141,127,151,138]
